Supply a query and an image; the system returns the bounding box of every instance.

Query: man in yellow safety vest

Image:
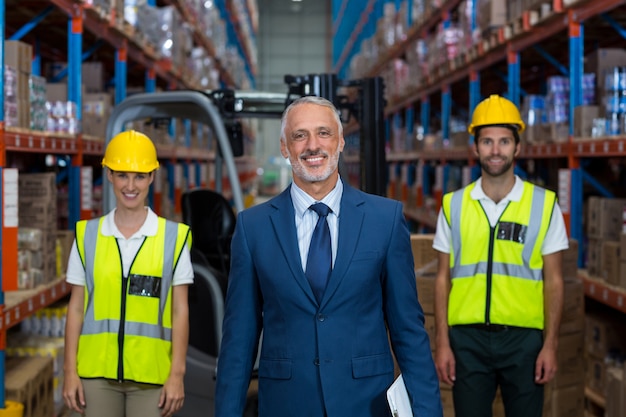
[433,95,569,417]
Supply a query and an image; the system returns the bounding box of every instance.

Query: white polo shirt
[65,207,194,286]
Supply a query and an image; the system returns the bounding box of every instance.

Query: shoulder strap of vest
[163,219,191,274]
[75,218,102,268]
[443,182,474,226]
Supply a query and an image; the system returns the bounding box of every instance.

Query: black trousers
[449,325,544,417]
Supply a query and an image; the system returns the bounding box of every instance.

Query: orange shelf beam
[1,279,71,331]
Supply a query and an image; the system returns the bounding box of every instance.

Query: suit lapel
[320,184,364,306]
[269,187,318,304]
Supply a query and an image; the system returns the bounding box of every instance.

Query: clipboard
[386,373,413,417]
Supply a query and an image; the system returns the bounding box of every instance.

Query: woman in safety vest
[432,95,569,417]
[62,130,194,417]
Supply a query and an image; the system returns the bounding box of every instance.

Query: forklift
[102,74,387,416]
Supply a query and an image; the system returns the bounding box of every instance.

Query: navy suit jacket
[215,183,442,417]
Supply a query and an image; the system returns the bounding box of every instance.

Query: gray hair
[280,96,343,142]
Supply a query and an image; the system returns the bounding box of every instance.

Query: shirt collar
[290,177,343,218]
[101,207,159,238]
[470,175,524,203]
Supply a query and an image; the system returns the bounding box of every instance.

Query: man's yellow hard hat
[468,94,525,135]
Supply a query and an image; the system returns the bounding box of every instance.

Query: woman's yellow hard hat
[102,130,159,173]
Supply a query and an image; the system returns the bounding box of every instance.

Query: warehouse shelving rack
[0,0,258,410]
[333,3,626,238]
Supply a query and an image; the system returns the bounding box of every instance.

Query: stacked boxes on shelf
[522,73,595,143]
[544,241,586,417]
[4,40,36,129]
[585,309,626,404]
[585,196,626,280]
[12,301,68,415]
[4,64,19,127]
[17,229,47,290]
[583,48,626,138]
[475,0,507,38]
[606,363,626,416]
[82,91,113,138]
[29,75,47,131]
[4,355,54,417]
[18,173,59,286]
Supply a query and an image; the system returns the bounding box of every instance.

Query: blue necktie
[306,203,332,302]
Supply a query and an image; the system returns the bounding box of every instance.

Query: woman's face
[107,170,154,211]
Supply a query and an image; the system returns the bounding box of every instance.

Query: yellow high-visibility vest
[75,216,190,385]
[442,181,555,330]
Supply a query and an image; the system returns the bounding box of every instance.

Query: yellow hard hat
[468,94,525,135]
[102,130,159,173]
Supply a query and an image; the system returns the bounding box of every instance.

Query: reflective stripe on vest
[449,186,546,282]
[81,218,177,341]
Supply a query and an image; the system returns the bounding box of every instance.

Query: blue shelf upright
[68,5,83,231]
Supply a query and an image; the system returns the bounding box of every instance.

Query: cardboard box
[19,173,56,200]
[477,0,507,32]
[606,364,626,417]
[448,131,469,148]
[82,91,112,137]
[416,276,435,314]
[5,40,32,73]
[82,61,105,93]
[5,356,54,417]
[619,233,626,262]
[549,122,569,143]
[585,354,607,395]
[553,332,585,387]
[586,237,602,278]
[523,123,551,144]
[18,200,57,230]
[585,311,626,358]
[562,239,579,281]
[585,48,626,108]
[543,383,585,417]
[573,105,600,138]
[602,241,621,284]
[560,279,584,335]
[411,234,438,276]
[587,197,626,241]
[45,83,67,102]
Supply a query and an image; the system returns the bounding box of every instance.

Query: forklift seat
[182,189,236,280]
[187,252,225,358]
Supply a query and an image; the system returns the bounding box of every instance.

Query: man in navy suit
[215,96,442,417]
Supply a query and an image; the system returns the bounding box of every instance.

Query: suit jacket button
[317,314,326,322]
[314,358,320,366]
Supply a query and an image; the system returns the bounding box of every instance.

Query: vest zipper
[485,226,495,325]
[118,275,129,382]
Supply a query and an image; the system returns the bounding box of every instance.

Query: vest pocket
[128,274,162,298]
